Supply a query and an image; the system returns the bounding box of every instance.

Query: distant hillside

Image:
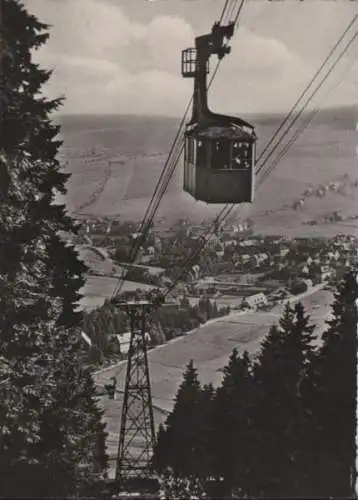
[242,105,357,131]
[57,105,357,132]
[59,105,358,236]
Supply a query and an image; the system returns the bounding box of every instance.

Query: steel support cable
[256,28,357,179]
[134,55,224,245]
[111,117,189,298]
[227,25,357,223]
[97,61,351,404]
[112,134,185,280]
[133,102,191,235]
[82,0,247,358]
[164,30,357,299]
[233,0,245,25]
[219,0,233,25]
[111,1,235,299]
[256,13,358,165]
[258,43,357,187]
[101,25,356,368]
[227,0,239,24]
[163,204,234,298]
[135,63,223,248]
[123,0,238,246]
[258,110,322,189]
[84,8,354,391]
[111,57,226,298]
[111,136,186,298]
[162,0,245,277]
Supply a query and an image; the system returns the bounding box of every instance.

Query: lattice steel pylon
[114,299,156,484]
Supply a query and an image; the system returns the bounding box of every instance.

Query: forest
[82,295,231,365]
[154,273,358,499]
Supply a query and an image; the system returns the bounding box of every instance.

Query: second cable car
[181,21,257,204]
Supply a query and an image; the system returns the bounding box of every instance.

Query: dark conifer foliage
[251,302,316,498]
[196,382,216,480]
[152,360,202,478]
[302,271,358,498]
[211,348,254,495]
[0,0,108,497]
[153,277,358,498]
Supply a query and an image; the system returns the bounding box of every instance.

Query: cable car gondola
[181,21,257,204]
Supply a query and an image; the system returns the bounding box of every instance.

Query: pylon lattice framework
[115,301,156,483]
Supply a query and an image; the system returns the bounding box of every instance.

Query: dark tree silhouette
[251,302,316,498]
[0,1,108,496]
[211,349,255,497]
[302,271,358,498]
[152,360,202,478]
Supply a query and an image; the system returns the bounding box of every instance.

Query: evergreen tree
[251,302,316,498]
[211,349,254,496]
[152,360,202,478]
[196,383,216,481]
[302,271,358,498]
[0,0,107,496]
[152,423,170,475]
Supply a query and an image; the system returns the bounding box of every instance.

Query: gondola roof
[195,124,254,140]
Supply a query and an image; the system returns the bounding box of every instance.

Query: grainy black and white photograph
[1,0,358,498]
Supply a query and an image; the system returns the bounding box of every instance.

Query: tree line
[153,272,358,499]
[82,295,230,365]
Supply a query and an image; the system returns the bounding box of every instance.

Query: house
[256,253,269,265]
[242,254,250,263]
[320,265,332,282]
[227,225,240,234]
[114,331,151,354]
[240,239,257,247]
[280,248,289,258]
[301,264,310,275]
[139,254,152,264]
[223,239,237,248]
[243,293,267,309]
[302,278,313,288]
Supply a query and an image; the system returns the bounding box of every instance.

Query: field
[79,275,161,310]
[58,107,358,236]
[94,286,333,476]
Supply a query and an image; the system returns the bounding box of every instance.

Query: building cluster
[75,216,358,313]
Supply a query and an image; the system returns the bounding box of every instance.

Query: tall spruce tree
[211,348,254,496]
[152,360,202,478]
[302,271,358,498]
[251,302,316,498]
[0,0,108,497]
[196,383,216,481]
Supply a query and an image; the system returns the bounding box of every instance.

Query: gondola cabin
[181,21,257,204]
[184,120,256,204]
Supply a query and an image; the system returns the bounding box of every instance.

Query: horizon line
[55,103,357,119]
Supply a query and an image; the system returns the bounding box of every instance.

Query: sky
[24,0,358,116]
